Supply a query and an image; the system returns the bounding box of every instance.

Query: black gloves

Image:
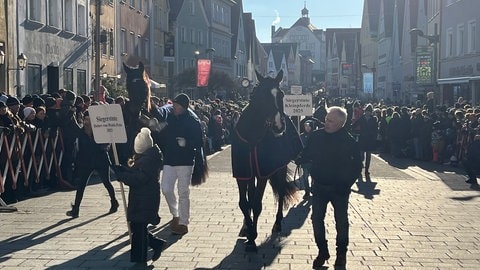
[294,156,306,165]
[111,164,127,174]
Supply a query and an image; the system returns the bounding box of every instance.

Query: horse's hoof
[272,223,282,233]
[244,240,258,253]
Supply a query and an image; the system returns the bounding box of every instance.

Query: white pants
[161,165,193,226]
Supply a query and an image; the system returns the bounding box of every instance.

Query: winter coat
[298,128,362,195]
[112,145,163,225]
[155,104,203,166]
[353,114,378,152]
[74,131,111,171]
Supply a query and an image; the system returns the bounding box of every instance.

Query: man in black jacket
[297,106,362,269]
[155,93,204,235]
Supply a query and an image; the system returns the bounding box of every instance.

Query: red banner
[196,59,211,87]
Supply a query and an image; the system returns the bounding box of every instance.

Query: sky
[242,0,365,43]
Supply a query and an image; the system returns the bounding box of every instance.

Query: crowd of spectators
[0,89,244,203]
[336,95,480,186]
[1,88,479,203]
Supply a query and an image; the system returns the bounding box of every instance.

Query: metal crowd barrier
[0,127,73,211]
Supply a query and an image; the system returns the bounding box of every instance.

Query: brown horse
[231,70,302,252]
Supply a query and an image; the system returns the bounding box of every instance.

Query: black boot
[312,251,330,269]
[334,253,347,267]
[149,234,166,261]
[66,204,79,218]
[109,199,119,214]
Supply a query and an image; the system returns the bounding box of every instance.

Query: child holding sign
[111,127,166,264]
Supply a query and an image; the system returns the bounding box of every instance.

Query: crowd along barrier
[0,127,74,211]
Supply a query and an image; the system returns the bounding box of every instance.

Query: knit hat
[134,127,154,154]
[44,97,57,108]
[64,90,76,102]
[33,97,45,108]
[23,107,36,119]
[173,93,190,109]
[6,96,20,106]
[21,95,33,105]
[62,90,76,107]
[75,96,84,106]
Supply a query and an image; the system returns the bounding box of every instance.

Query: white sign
[290,85,302,95]
[283,94,313,116]
[88,104,127,144]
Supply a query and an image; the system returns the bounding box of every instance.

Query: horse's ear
[255,70,264,82]
[275,69,284,83]
[123,62,130,73]
[138,62,145,72]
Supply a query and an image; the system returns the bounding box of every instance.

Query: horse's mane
[123,62,152,113]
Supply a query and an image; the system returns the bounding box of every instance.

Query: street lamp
[409,28,439,45]
[4,53,28,71]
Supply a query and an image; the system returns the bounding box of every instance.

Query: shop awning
[437,77,470,85]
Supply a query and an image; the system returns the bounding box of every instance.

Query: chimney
[271,25,275,37]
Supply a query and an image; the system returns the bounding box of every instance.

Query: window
[145,39,150,60]
[189,29,194,43]
[48,0,60,28]
[130,0,135,8]
[182,58,187,71]
[138,35,143,58]
[197,30,203,45]
[64,68,74,91]
[447,28,454,57]
[130,32,136,56]
[77,70,86,95]
[28,0,41,22]
[27,64,42,95]
[77,3,87,36]
[144,0,150,13]
[109,30,115,57]
[457,24,464,56]
[190,0,195,15]
[120,28,127,54]
[468,20,476,53]
[65,0,74,32]
[101,30,108,55]
[181,27,186,42]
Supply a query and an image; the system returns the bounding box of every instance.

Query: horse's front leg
[272,195,284,233]
[236,179,253,238]
[243,177,268,252]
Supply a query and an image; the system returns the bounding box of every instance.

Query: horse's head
[123,62,151,112]
[235,69,286,145]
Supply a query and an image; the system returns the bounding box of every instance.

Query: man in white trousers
[155,93,203,235]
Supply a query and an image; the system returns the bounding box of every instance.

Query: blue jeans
[311,186,350,254]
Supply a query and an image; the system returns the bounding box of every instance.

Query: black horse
[231,70,303,252]
[121,62,208,185]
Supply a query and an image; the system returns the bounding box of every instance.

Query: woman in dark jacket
[66,111,119,218]
[112,127,165,264]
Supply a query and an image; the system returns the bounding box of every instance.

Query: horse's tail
[191,147,208,186]
[269,166,297,210]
